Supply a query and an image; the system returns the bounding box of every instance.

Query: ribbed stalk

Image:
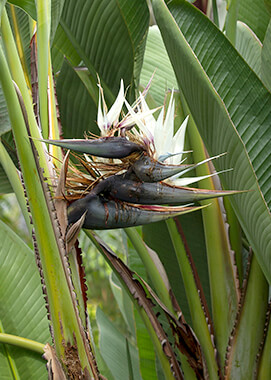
[0,141,31,233]
[0,44,98,378]
[0,333,45,355]
[166,218,220,379]
[187,113,239,363]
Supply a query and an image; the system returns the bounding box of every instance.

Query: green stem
[47,51,62,167]
[125,227,175,315]
[223,197,243,283]
[0,140,31,234]
[9,4,31,89]
[35,0,50,138]
[226,255,269,378]
[0,333,45,355]
[258,311,271,379]
[166,219,219,379]
[212,0,219,27]
[0,44,96,377]
[182,93,239,361]
[225,0,239,45]
[1,8,51,182]
[84,229,175,380]
[0,322,20,379]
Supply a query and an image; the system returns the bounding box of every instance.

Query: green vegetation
[0,0,270,379]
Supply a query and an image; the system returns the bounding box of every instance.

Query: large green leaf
[152,0,271,283]
[9,0,65,40]
[0,87,11,135]
[97,307,142,380]
[60,0,149,101]
[140,25,178,105]
[56,60,99,138]
[50,0,65,41]
[8,0,36,19]
[225,255,269,379]
[261,20,271,91]
[235,21,262,76]
[0,132,19,194]
[238,0,270,42]
[0,166,12,193]
[7,4,31,78]
[52,23,81,72]
[0,220,51,379]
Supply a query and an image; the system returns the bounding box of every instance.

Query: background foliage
[0,0,271,379]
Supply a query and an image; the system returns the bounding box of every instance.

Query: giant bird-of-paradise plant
[0,0,270,379]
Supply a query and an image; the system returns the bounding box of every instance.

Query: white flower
[124,90,188,164]
[96,80,226,186]
[97,79,125,136]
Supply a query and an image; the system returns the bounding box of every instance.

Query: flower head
[94,80,225,186]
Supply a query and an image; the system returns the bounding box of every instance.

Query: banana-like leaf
[238,0,270,41]
[235,21,262,76]
[60,0,149,102]
[0,86,11,135]
[8,0,36,20]
[56,60,99,138]
[52,24,81,72]
[97,307,142,380]
[50,0,65,41]
[0,220,51,379]
[140,25,178,105]
[261,20,271,92]
[0,166,12,193]
[9,0,65,41]
[110,273,136,338]
[152,0,271,283]
[7,4,31,82]
[0,132,18,193]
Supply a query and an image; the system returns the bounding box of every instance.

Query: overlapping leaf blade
[238,0,270,42]
[235,21,262,76]
[97,308,142,380]
[60,0,149,102]
[140,25,178,105]
[9,0,65,40]
[0,87,11,135]
[261,20,271,91]
[52,24,81,72]
[56,60,99,138]
[0,220,51,379]
[152,0,271,283]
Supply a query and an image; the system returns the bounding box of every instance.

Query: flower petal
[107,79,125,127]
[171,115,189,164]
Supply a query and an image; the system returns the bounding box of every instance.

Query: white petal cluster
[97,80,223,186]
